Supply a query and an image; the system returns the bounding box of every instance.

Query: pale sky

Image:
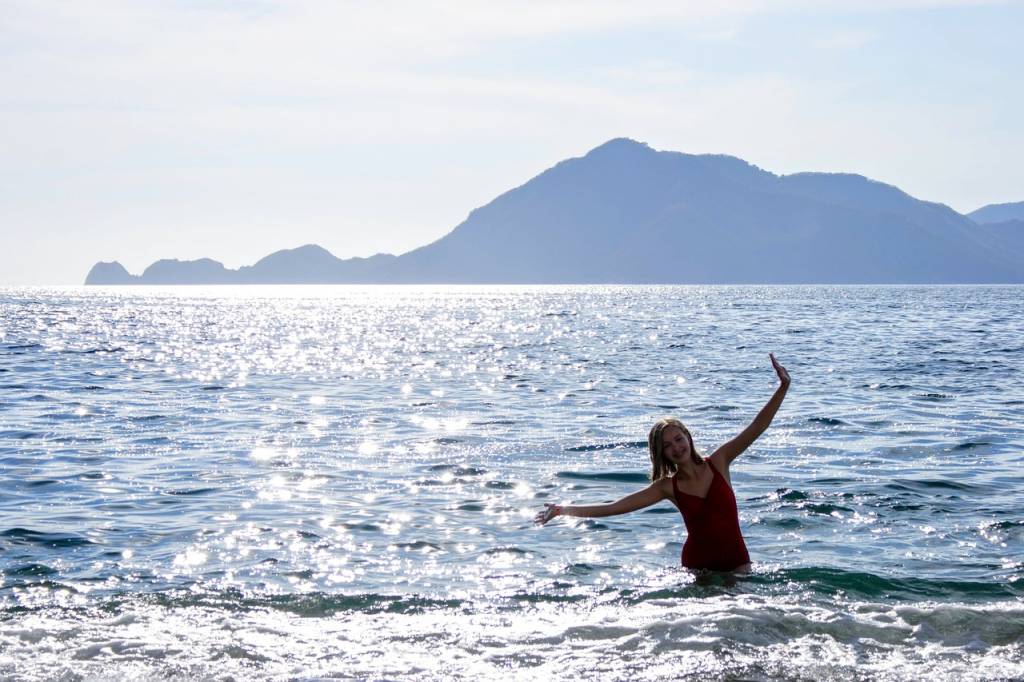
[2,0,1021,284]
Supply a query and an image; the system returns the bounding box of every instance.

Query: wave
[988,520,1024,531]
[800,502,854,514]
[556,471,649,483]
[25,479,60,488]
[63,347,124,354]
[0,430,43,439]
[564,441,646,452]
[886,478,988,494]
[141,588,468,616]
[391,541,443,552]
[3,565,1021,617]
[484,480,515,490]
[426,464,486,476]
[0,528,94,548]
[128,414,169,422]
[806,477,855,486]
[2,562,58,577]
[161,487,219,497]
[952,439,996,451]
[748,566,1022,601]
[1,598,1021,681]
[807,416,848,426]
[2,567,1022,680]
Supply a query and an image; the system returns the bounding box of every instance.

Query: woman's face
[660,426,691,465]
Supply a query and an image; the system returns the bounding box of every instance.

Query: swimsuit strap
[706,460,720,481]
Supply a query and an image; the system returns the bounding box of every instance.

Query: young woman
[535,354,790,572]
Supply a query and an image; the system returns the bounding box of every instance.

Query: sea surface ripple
[1,285,1022,680]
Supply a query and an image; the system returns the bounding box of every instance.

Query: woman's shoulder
[653,474,677,495]
[706,452,733,482]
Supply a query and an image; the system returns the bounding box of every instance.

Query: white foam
[1,595,1022,681]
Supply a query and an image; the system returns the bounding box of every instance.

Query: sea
[0,285,1022,681]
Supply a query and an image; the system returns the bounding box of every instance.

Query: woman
[535,354,790,572]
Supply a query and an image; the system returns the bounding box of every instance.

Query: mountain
[968,201,1024,224]
[84,138,1024,284]
[384,139,1020,283]
[965,202,1024,264]
[236,245,397,284]
[85,261,140,285]
[972,219,1024,262]
[140,258,234,284]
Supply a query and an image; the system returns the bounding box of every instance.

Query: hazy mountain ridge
[85,139,1024,284]
[968,201,1024,224]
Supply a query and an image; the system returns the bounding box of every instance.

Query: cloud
[0,0,1006,114]
[812,29,878,50]
[1,0,1019,283]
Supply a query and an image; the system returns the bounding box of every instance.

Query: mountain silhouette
[968,201,1024,224]
[236,244,397,284]
[85,261,139,285]
[85,138,1024,284]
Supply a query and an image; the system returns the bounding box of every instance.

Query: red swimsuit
[672,460,750,571]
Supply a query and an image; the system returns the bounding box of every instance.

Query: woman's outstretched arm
[711,353,790,469]
[534,482,666,525]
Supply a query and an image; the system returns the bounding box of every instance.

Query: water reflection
[1,286,1023,679]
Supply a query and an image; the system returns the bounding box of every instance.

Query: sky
[1,0,1022,285]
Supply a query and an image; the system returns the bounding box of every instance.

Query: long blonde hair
[648,417,702,480]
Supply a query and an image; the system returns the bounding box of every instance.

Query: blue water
[1,285,1022,680]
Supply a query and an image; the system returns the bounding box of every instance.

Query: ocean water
[0,284,1022,681]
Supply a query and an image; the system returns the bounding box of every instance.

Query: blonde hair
[648,417,702,480]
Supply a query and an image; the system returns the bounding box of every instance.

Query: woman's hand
[535,503,561,525]
[770,353,790,387]
[711,354,791,467]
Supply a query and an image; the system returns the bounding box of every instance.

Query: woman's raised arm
[711,353,790,469]
[535,482,666,525]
